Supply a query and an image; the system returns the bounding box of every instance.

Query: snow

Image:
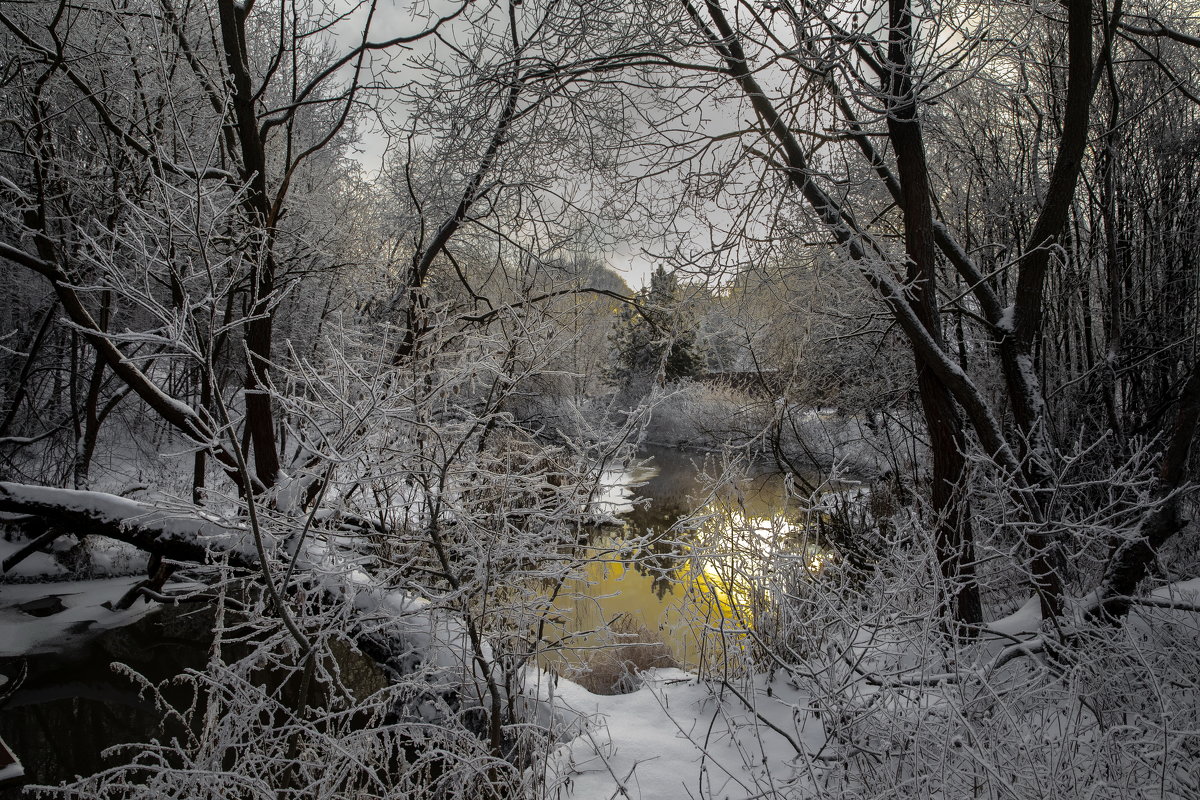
[536,582,1200,800]
[136,382,204,426]
[996,304,1016,334]
[1126,577,1200,635]
[0,576,161,656]
[985,595,1042,638]
[270,471,317,514]
[588,464,658,521]
[0,481,257,563]
[5,473,1198,799]
[541,670,824,800]
[0,761,25,784]
[296,530,492,688]
[1149,576,1200,601]
[84,537,150,576]
[0,536,67,579]
[1014,353,1045,418]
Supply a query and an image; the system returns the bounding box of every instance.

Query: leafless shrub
[567,616,678,695]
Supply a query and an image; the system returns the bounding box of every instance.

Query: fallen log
[0,481,489,714]
[0,482,257,570]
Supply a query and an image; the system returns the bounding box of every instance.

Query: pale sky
[331,0,741,292]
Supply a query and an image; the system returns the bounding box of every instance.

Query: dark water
[0,603,213,797]
[548,446,806,671]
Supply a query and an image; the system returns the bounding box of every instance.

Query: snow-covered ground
[4,562,1199,799]
[531,579,1200,800]
[536,668,825,800]
[3,479,1198,800]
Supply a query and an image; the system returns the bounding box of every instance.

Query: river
[546,445,828,684]
[0,446,823,793]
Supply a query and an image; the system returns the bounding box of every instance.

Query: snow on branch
[0,482,490,697]
[0,482,255,568]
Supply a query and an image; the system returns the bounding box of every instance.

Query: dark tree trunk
[1094,361,1200,618]
[885,0,982,627]
[0,300,57,438]
[218,0,281,489]
[73,291,112,489]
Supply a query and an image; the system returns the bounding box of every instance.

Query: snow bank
[0,576,160,656]
[544,671,824,800]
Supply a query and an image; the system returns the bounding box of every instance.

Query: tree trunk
[1094,360,1200,618]
[218,0,281,489]
[885,0,981,626]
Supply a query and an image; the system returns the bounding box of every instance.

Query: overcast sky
[328,0,716,290]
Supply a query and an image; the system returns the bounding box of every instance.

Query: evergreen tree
[608,266,701,392]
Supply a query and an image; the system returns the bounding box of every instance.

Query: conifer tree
[608,266,701,393]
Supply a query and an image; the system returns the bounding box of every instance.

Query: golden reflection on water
[545,462,833,675]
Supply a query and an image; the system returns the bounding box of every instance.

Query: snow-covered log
[0,481,492,710]
[0,482,257,570]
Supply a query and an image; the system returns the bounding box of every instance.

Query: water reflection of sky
[554,447,833,670]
